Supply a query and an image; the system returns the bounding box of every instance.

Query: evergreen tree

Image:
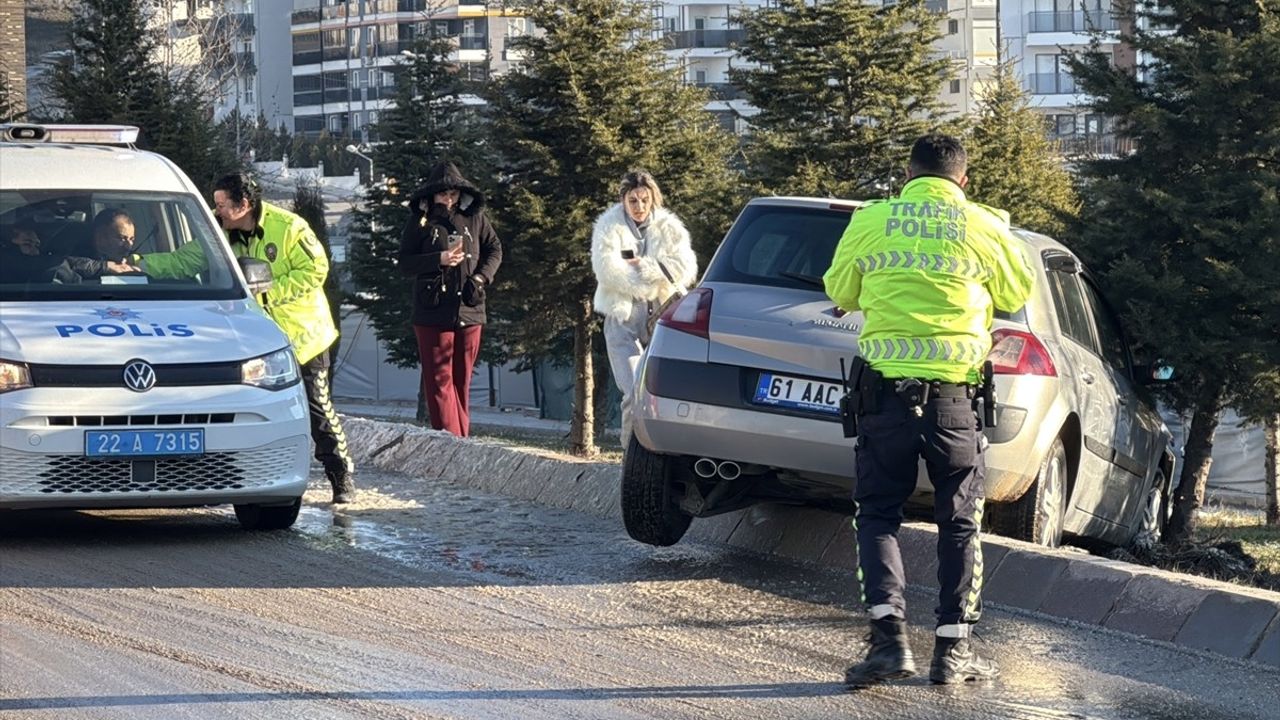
[347,31,482,375]
[1067,0,1280,543]
[51,0,237,194]
[485,0,738,455]
[0,72,24,123]
[731,0,951,199]
[965,58,1079,236]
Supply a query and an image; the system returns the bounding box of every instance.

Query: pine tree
[484,0,738,455]
[51,0,237,194]
[965,58,1079,237]
[1068,0,1280,543]
[347,31,483,374]
[731,0,951,199]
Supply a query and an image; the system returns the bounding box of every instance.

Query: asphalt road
[2,466,1276,720]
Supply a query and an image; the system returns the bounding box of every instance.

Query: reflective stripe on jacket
[142,202,338,364]
[822,176,1034,383]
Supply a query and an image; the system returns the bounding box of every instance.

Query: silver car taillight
[988,328,1057,376]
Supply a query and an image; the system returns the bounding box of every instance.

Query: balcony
[665,29,746,50]
[1053,134,1133,157]
[1028,72,1077,95]
[1027,10,1120,33]
[211,12,254,36]
[694,82,746,101]
[458,35,487,51]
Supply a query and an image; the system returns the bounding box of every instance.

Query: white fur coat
[591,203,698,323]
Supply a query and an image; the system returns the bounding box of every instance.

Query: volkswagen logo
[122,360,157,392]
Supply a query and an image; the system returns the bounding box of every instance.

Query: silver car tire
[621,437,693,547]
[234,498,302,531]
[990,438,1068,547]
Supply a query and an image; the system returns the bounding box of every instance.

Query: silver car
[624,196,1176,548]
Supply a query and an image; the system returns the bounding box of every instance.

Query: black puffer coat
[399,162,503,328]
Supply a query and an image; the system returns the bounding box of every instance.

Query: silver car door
[1081,278,1157,528]
[1044,268,1122,524]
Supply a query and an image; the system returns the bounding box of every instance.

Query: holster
[981,360,998,429]
[838,356,882,438]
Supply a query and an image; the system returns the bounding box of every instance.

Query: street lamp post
[345,144,374,185]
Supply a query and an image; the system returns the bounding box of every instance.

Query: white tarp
[331,308,537,408]
[1163,408,1269,505]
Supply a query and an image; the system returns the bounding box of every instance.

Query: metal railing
[1028,72,1077,95]
[665,29,746,50]
[1027,10,1120,33]
[1052,134,1134,157]
[694,82,746,101]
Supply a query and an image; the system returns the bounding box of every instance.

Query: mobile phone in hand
[448,233,464,252]
[620,249,636,260]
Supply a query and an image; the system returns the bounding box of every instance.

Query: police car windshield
[0,190,241,301]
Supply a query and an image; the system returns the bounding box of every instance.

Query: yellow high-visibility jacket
[141,202,338,364]
[823,176,1035,383]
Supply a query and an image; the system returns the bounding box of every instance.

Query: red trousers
[414,324,482,437]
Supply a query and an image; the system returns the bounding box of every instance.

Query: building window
[948,19,959,34]
[949,79,961,94]
[329,114,343,134]
[368,110,379,124]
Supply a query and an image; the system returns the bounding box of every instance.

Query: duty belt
[883,377,976,407]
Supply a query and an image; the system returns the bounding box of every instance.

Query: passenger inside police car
[1,218,133,284]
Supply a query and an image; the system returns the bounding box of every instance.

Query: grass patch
[1111,505,1280,592]
[471,424,624,463]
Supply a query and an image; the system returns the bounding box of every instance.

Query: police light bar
[0,124,140,145]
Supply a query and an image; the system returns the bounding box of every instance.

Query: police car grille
[0,439,305,496]
[46,414,238,427]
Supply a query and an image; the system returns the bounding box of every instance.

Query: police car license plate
[85,429,205,458]
[752,373,842,415]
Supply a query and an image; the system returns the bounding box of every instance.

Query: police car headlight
[0,360,33,394]
[241,348,300,390]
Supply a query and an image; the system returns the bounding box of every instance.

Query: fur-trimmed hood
[409,162,486,217]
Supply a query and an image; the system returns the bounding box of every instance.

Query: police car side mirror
[238,257,273,296]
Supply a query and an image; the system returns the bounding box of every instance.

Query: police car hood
[0,300,291,365]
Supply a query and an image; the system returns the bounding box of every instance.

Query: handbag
[645,260,687,340]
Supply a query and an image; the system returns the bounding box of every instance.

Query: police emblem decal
[265,243,278,262]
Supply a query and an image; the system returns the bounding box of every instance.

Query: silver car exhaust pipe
[693,458,719,478]
[716,461,741,481]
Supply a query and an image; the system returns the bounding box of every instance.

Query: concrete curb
[343,415,1280,668]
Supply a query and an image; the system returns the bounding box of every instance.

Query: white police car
[0,124,311,529]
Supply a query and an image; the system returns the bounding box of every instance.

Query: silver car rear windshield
[0,190,243,302]
[705,202,1025,322]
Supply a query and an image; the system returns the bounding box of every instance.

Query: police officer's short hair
[909,134,968,180]
[618,170,664,209]
[214,171,263,212]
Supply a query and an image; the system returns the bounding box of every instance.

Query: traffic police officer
[823,135,1034,685]
[137,173,357,504]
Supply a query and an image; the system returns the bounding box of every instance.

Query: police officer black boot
[844,617,916,687]
[929,636,999,684]
[327,470,355,505]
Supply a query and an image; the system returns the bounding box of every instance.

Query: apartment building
[0,0,26,118]
[288,0,526,139]
[655,0,1000,132]
[1001,0,1135,156]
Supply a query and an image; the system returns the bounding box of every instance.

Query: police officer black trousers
[300,352,355,503]
[855,388,985,629]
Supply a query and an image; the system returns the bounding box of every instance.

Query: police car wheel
[234,498,303,531]
[621,436,692,547]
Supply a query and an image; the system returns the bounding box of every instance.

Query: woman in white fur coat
[591,170,698,448]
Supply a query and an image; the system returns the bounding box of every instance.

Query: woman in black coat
[398,161,502,437]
